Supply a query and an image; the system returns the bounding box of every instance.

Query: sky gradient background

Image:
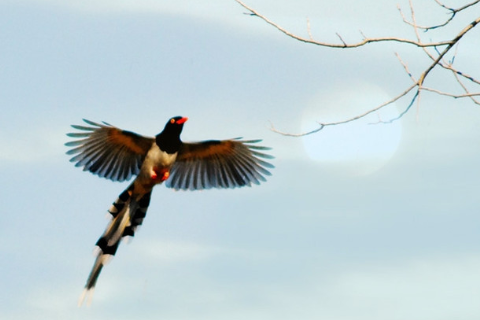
[1,0,480,319]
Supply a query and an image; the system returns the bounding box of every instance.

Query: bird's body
[66,116,273,306]
[133,143,177,192]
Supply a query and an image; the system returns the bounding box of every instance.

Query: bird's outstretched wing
[65,119,154,182]
[166,139,274,190]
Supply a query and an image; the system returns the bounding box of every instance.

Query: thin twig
[451,72,480,104]
[395,52,416,82]
[235,0,453,48]
[399,0,480,30]
[306,17,313,40]
[270,121,324,137]
[336,33,347,47]
[421,86,480,99]
[376,90,420,124]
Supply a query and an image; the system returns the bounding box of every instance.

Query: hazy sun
[301,82,402,176]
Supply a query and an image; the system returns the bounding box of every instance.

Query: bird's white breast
[133,144,178,194]
[143,144,178,169]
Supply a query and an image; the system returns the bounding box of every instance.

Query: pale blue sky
[1,1,480,319]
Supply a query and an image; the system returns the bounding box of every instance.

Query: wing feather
[166,139,274,190]
[65,119,154,182]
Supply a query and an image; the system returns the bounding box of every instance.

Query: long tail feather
[77,254,110,306]
[78,187,152,306]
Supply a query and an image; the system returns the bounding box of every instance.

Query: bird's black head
[155,116,188,154]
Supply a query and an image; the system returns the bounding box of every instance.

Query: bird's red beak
[177,117,188,124]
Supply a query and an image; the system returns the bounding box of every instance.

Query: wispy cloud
[136,239,225,265]
[12,0,243,23]
[267,253,480,320]
[0,128,66,163]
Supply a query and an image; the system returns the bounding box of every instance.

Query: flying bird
[65,117,274,306]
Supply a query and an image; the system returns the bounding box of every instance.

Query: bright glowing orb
[302,82,402,176]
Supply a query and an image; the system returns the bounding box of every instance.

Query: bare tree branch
[270,83,419,137]
[235,0,480,136]
[235,0,454,48]
[421,86,480,98]
[418,16,480,86]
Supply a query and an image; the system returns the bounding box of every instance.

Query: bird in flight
[65,117,274,306]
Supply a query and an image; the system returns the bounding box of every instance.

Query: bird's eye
[170,118,175,124]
